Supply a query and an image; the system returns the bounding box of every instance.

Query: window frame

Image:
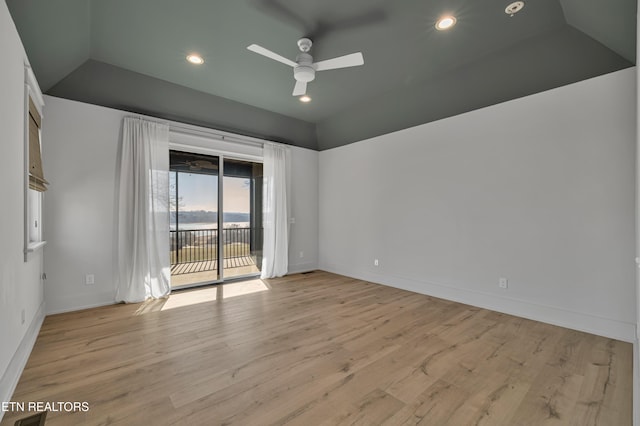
[24,65,46,261]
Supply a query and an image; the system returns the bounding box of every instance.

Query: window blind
[28,96,48,192]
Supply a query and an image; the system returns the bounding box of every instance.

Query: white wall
[42,96,319,314]
[0,0,45,412]
[320,68,637,342]
[288,146,319,273]
[42,97,123,313]
[634,7,640,424]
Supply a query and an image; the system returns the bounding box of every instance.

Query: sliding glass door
[169,151,263,288]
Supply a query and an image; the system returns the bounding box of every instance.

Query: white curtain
[116,117,171,303]
[261,143,289,278]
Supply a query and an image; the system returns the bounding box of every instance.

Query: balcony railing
[170,227,261,275]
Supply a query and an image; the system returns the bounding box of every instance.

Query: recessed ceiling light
[435,16,457,31]
[505,1,525,16]
[186,54,204,65]
[299,95,312,103]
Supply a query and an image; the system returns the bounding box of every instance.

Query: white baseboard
[287,262,318,275]
[44,288,116,316]
[320,262,636,343]
[634,337,639,426]
[45,267,318,314]
[0,301,45,423]
[46,300,116,316]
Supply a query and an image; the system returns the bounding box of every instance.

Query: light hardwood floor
[1,271,632,425]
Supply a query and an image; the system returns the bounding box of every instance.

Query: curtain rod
[168,123,267,148]
[127,114,276,149]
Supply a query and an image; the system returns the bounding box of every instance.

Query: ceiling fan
[247,38,364,96]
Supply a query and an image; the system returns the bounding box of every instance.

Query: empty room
[0,0,638,425]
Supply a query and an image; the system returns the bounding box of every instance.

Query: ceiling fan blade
[292,80,307,96]
[247,44,296,67]
[311,10,387,40]
[314,52,364,71]
[251,0,310,33]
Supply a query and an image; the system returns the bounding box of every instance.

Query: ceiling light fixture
[186,54,204,65]
[435,16,456,31]
[505,1,525,17]
[299,95,311,103]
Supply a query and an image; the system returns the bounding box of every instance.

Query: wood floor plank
[383,380,472,425]
[0,271,632,426]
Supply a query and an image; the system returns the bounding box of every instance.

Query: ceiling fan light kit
[247,37,364,98]
[294,39,315,84]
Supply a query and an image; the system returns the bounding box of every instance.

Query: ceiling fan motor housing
[294,52,315,82]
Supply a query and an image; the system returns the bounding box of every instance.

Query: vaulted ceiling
[7,0,636,150]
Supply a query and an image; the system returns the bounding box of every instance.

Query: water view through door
[169,151,263,288]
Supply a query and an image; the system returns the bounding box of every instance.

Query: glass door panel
[169,151,219,288]
[222,159,263,279]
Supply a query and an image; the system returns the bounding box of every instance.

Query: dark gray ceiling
[7,0,636,150]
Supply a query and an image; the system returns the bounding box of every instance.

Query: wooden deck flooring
[170,255,256,275]
[1,271,632,425]
[170,256,260,287]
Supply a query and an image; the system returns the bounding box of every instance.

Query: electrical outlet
[498,277,508,289]
[374,259,379,267]
[289,217,296,224]
[21,309,25,325]
[299,251,304,258]
[85,274,95,285]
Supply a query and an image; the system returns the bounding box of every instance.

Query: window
[27,188,42,244]
[24,66,47,260]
